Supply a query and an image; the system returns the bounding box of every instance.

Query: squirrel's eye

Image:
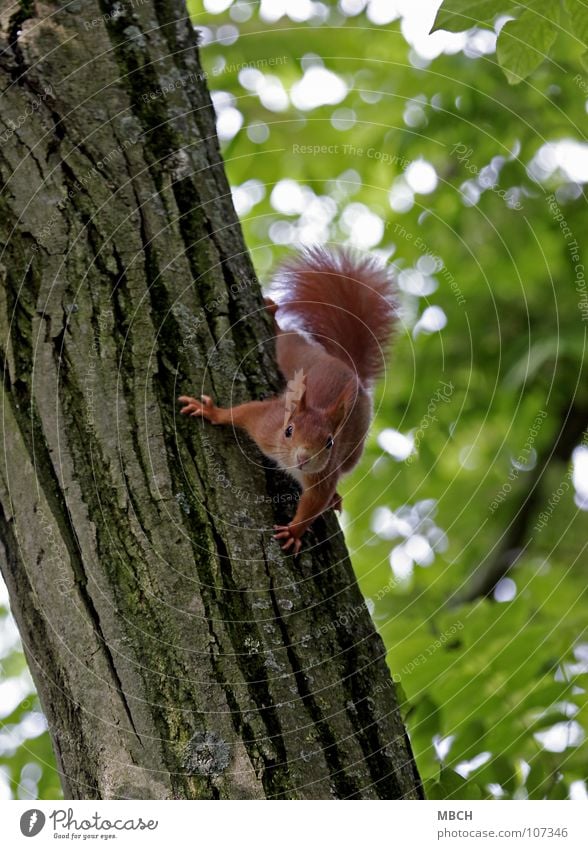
[285,424,294,438]
[326,435,334,449]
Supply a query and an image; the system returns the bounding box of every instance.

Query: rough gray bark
[0,0,422,799]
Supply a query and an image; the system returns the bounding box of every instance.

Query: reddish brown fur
[179,247,397,554]
[271,246,397,387]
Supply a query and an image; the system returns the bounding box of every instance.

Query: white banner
[1,800,586,848]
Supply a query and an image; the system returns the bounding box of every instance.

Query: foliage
[1,0,587,799]
[433,0,588,82]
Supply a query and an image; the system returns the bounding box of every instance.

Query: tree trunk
[0,0,422,800]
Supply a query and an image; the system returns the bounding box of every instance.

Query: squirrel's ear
[294,383,307,413]
[284,379,307,425]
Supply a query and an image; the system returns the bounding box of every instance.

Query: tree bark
[0,0,422,799]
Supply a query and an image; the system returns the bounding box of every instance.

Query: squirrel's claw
[178,395,215,419]
[178,395,200,415]
[273,524,303,555]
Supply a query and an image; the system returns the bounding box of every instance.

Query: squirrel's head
[280,381,349,475]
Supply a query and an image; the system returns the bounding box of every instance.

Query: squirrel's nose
[297,450,312,467]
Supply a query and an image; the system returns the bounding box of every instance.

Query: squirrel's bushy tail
[271,246,398,386]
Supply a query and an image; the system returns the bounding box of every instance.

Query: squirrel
[179,246,397,554]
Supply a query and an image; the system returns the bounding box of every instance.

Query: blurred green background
[1,0,587,800]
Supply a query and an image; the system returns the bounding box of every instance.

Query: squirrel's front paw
[178,394,217,422]
[273,524,304,555]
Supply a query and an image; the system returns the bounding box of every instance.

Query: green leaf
[564,0,588,46]
[497,1,560,84]
[527,709,573,730]
[525,753,562,799]
[446,719,487,765]
[518,679,578,712]
[548,778,569,800]
[487,756,518,795]
[412,694,443,740]
[431,0,509,33]
[425,778,443,799]
[503,337,560,389]
[464,754,519,797]
[427,779,453,800]
[438,768,484,799]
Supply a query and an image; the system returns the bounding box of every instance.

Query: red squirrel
[179,246,397,554]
